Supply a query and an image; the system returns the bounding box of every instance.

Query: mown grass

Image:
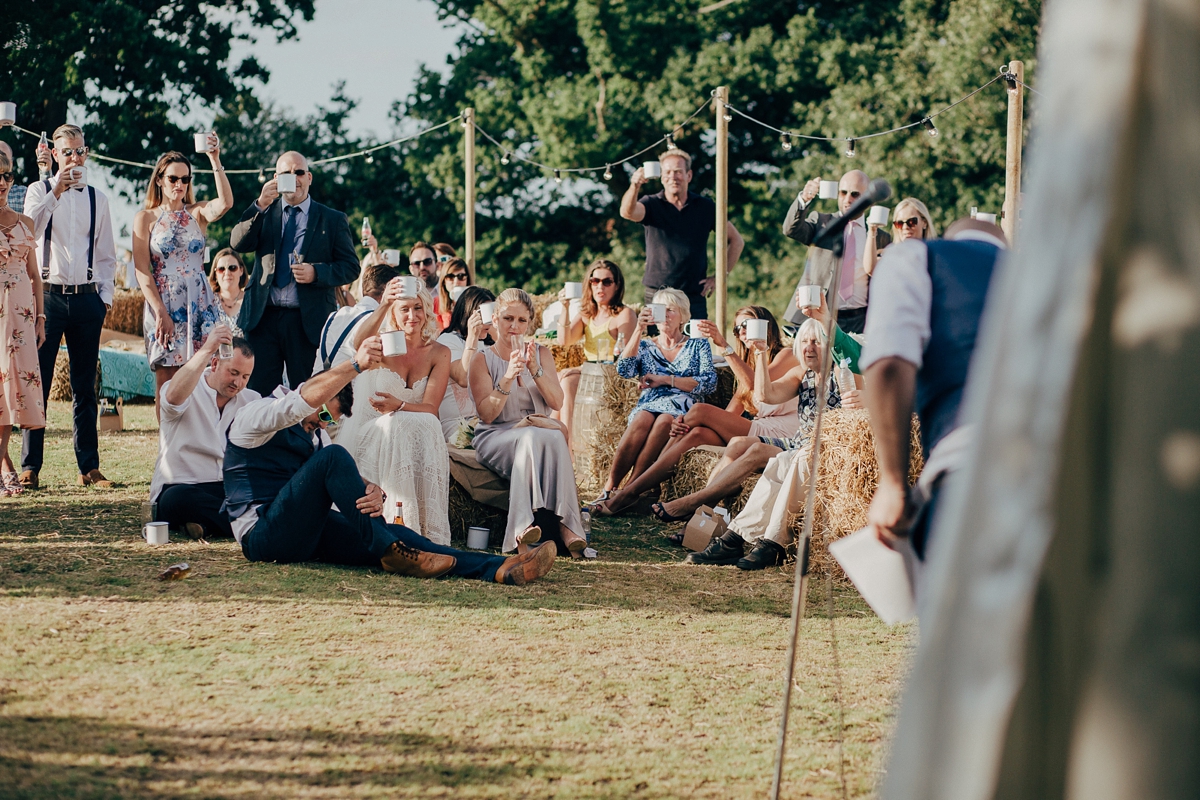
[0,401,913,799]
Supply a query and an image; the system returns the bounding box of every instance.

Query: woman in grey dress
[469,288,587,556]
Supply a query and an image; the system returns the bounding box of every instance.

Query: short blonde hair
[386,284,439,345]
[496,287,535,319]
[893,197,937,239]
[53,124,85,145]
[659,147,692,172]
[651,288,691,325]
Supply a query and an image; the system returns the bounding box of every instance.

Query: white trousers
[728,446,812,546]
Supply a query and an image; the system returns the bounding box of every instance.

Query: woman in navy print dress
[589,288,716,511]
[132,141,233,413]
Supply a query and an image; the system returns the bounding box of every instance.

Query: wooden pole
[463,107,476,282]
[714,86,729,332]
[1002,60,1025,244]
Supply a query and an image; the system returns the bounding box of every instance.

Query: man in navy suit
[230,151,359,396]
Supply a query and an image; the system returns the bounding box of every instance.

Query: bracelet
[398,400,406,411]
[531,363,544,379]
[211,166,226,172]
[494,383,511,396]
[37,313,46,319]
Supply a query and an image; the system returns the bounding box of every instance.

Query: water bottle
[360,217,371,247]
[835,358,856,402]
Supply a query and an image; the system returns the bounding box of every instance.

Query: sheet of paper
[829,527,916,624]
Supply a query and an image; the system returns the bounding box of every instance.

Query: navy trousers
[22,291,106,475]
[246,306,316,396]
[241,445,506,581]
[156,482,233,539]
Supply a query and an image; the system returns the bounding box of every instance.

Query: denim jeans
[241,445,505,581]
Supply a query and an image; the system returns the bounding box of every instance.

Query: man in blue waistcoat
[222,335,557,584]
[860,217,1007,564]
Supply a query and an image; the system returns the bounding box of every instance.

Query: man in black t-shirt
[619,148,744,320]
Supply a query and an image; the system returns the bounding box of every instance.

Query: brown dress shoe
[18,470,38,490]
[494,541,557,586]
[78,470,114,488]
[380,541,456,578]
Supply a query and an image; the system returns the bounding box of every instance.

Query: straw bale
[552,344,586,371]
[659,444,758,516]
[104,288,144,336]
[47,350,105,403]
[571,363,640,497]
[788,409,924,579]
[447,479,508,549]
[530,292,558,332]
[703,364,736,411]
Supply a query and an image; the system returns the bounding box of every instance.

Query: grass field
[0,401,913,799]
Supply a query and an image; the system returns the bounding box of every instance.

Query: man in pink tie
[781,170,889,333]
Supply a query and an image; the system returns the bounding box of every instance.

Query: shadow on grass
[0,714,561,798]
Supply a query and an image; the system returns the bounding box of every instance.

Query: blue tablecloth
[98,347,155,399]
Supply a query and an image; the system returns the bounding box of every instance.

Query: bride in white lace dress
[337,280,453,545]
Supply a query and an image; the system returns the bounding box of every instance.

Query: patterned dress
[0,220,45,429]
[757,369,841,451]
[616,336,716,422]
[143,209,219,370]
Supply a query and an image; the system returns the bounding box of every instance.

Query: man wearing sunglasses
[20,124,119,491]
[224,334,556,584]
[782,170,890,334]
[407,242,439,290]
[230,151,360,396]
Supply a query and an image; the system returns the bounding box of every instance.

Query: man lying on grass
[222,335,556,584]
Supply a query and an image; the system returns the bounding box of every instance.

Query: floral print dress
[0,220,45,429]
[143,209,219,370]
[616,336,716,422]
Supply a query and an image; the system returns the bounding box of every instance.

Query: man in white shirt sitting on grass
[150,324,259,539]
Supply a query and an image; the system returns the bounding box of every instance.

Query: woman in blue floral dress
[132,139,233,411]
[590,288,716,510]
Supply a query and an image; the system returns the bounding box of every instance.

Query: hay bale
[104,288,144,336]
[447,479,508,549]
[789,410,924,579]
[571,362,640,498]
[551,343,586,372]
[49,349,72,402]
[530,291,559,332]
[659,444,758,516]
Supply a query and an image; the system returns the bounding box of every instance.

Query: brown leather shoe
[18,470,38,490]
[494,541,557,586]
[380,541,456,579]
[78,470,115,488]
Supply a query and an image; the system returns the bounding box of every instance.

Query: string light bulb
[365,153,375,164]
[722,110,732,122]
[666,135,675,150]
[257,168,266,183]
[922,118,939,138]
[603,164,613,181]
[500,151,510,165]
[845,139,857,158]
[554,169,562,184]
[780,133,792,151]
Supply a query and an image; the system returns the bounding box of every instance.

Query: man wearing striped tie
[781,170,890,334]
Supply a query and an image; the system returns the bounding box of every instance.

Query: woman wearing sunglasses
[434,256,472,331]
[554,259,637,445]
[133,142,233,412]
[864,197,936,276]
[207,248,248,335]
[591,306,798,518]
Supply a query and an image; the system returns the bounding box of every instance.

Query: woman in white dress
[435,285,494,441]
[469,288,588,556]
[339,279,453,545]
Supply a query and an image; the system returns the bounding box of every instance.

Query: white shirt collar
[948,229,1007,250]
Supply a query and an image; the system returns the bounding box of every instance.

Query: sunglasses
[164,174,192,185]
[0,172,14,184]
[437,254,452,263]
[589,277,615,287]
[318,404,337,426]
[277,169,308,177]
[56,147,88,157]
[733,321,749,335]
[215,264,241,272]
[445,273,469,282]
[839,190,862,199]
[893,217,921,229]
[410,257,435,268]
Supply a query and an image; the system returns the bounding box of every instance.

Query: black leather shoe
[684,532,745,565]
[737,539,787,571]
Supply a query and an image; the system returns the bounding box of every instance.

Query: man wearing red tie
[781,170,890,334]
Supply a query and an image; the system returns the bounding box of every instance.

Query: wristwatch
[723,345,735,357]
[352,359,363,374]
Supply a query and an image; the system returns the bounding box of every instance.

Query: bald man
[782,170,890,333]
[230,151,359,395]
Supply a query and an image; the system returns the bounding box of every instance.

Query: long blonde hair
[386,284,439,344]
[144,151,195,209]
[893,197,937,239]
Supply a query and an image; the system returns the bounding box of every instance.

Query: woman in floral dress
[132,137,233,411]
[0,151,46,497]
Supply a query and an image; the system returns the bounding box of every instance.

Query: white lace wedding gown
[336,369,451,545]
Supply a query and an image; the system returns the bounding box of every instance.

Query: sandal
[666,532,685,547]
[587,499,615,517]
[651,501,690,523]
[588,490,612,506]
[1,473,22,497]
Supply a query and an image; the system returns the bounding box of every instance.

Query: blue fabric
[274,206,298,288]
[98,347,155,399]
[617,337,716,421]
[8,184,26,215]
[223,422,318,521]
[916,240,1001,454]
[240,445,506,581]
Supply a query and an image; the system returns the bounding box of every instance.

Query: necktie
[839,221,858,303]
[276,206,299,288]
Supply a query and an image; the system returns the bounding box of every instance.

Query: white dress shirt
[269,195,311,309]
[150,370,262,502]
[24,175,118,304]
[311,295,378,374]
[226,384,328,541]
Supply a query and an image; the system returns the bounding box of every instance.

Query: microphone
[811,179,892,251]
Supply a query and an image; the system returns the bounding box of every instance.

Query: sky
[94,0,463,245]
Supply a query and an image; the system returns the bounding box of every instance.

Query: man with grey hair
[783,170,891,334]
[20,124,118,490]
[230,151,359,396]
[621,148,744,320]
